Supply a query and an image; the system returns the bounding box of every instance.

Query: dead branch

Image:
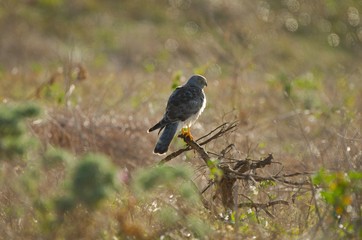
[238,200,289,218]
[158,121,238,164]
[177,133,210,165]
[238,200,289,209]
[197,121,238,146]
[220,153,273,173]
[157,147,192,164]
[173,123,237,209]
[157,121,312,211]
[232,172,312,186]
[215,176,236,209]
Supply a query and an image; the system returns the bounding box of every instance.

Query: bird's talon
[181,128,193,141]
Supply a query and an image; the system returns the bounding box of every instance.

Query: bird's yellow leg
[181,127,193,141]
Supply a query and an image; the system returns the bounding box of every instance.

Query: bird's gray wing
[153,122,179,154]
[165,85,204,122]
[148,86,204,133]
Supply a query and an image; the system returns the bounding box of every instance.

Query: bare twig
[157,121,313,211]
[171,123,237,209]
[238,200,289,208]
[195,122,229,143]
[249,153,273,169]
[158,147,191,164]
[201,181,214,194]
[158,121,238,164]
[198,121,238,146]
[177,133,210,165]
[232,172,311,186]
[239,200,289,218]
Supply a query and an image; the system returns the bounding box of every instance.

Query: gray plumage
[148,75,207,154]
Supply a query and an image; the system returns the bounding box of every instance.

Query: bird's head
[186,75,208,89]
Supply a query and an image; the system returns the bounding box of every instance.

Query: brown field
[0,1,361,239]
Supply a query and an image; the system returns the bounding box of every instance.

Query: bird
[148,75,207,155]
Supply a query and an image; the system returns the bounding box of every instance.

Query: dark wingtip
[148,122,162,133]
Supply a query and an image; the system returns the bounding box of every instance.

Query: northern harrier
[148,75,207,154]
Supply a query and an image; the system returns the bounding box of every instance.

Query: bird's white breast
[181,90,206,129]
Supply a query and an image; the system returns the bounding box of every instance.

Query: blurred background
[0,1,361,239]
[1,0,361,167]
[2,0,362,96]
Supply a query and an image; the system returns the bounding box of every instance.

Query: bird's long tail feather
[153,122,179,154]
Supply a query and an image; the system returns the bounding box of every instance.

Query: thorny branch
[159,122,313,213]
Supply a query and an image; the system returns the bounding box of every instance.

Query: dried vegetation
[0,0,362,239]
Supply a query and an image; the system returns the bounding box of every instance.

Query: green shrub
[70,153,117,208]
[313,169,362,237]
[133,164,192,193]
[0,103,40,160]
[42,147,71,170]
[132,165,211,238]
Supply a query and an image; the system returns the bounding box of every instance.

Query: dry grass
[0,1,362,239]
[31,108,155,170]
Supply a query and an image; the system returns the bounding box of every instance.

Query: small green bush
[71,153,117,208]
[133,165,192,193]
[42,147,71,170]
[0,103,40,160]
[313,169,362,237]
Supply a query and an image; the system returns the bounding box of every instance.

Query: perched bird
[148,75,207,154]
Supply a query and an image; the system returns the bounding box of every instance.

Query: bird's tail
[153,122,179,154]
